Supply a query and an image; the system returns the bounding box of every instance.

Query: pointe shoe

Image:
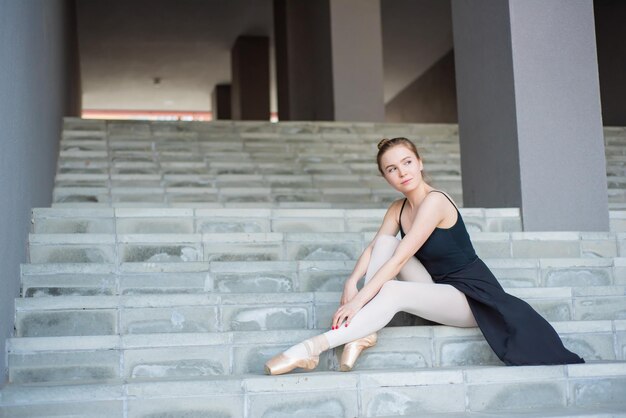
[264,353,319,375]
[264,339,320,375]
[339,333,378,372]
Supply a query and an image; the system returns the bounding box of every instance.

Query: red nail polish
[345,323,348,327]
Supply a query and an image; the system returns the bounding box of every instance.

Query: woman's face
[380,145,424,192]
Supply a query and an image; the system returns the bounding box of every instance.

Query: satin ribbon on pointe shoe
[339,332,378,372]
[264,339,319,375]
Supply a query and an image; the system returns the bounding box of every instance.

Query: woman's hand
[340,282,358,305]
[331,298,363,330]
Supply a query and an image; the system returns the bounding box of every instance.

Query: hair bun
[377,138,391,150]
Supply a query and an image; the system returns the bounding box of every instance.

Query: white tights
[283,234,477,359]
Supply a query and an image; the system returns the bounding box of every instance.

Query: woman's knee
[373,281,406,315]
[377,279,402,297]
[373,234,400,250]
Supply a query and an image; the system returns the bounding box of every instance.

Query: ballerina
[265,137,584,375]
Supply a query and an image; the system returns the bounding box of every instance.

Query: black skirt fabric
[432,257,585,366]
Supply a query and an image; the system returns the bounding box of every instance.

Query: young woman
[265,137,584,375]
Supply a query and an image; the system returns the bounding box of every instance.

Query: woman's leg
[279,234,476,359]
[323,234,476,349]
[279,233,403,360]
[324,280,477,348]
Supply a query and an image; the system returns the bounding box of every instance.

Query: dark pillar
[594,0,626,126]
[452,0,608,231]
[274,0,334,121]
[274,0,384,121]
[230,36,270,121]
[212,84,231,120]
[65,0,82,116]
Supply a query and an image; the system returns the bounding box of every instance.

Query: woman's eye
[387,167,396,173]
[404,160,412,165]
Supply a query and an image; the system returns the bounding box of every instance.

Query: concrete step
[26,231,621,265]
[12,288,626,337]
[50,186,425,207]
[54,157,623,181]
[49,200,400,209]
[1,362,625,416]
[30,207,522,234]
[60,115,622,136]
[19,257,625,297]
[49,194,626,208]
[59,116,621,138]
[3,402,625,418]
[6,320,625,384]
[57,134,624,161]
[378,409,626,418]
[30,206,626,233]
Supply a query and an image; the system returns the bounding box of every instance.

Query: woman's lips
[401,178,413,185]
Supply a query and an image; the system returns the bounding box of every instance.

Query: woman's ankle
[309,334,330,355]
[283,334,330,359]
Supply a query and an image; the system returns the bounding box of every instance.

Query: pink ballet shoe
[264,339,320,375]
[264,353,319,375]
[340,332,378,372]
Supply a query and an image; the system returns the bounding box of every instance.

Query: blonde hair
[376,137,422,176]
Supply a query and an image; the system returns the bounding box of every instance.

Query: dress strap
[428,190,459,211]
[398,198,408,232]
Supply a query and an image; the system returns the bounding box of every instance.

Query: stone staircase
[52,119,626,209]
[1,119,626,417]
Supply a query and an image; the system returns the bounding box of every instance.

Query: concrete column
[274,0,384,121]
[452,0,608,231]
[594,0,626,126]
[65,0,82,116]
[274,0,334,121]
[328,0,384,122]
[211,84,231,120]
[0,0,79,383]
[231,36,270,120]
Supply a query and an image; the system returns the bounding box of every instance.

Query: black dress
[398,191,584,366]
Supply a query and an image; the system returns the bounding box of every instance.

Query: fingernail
[345,323,348,327]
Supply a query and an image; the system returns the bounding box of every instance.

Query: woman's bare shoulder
[387,198,406,217]
[376,199,404,224]
[418,190,457,228]
[377,198,406,228]
[422,190,458,211]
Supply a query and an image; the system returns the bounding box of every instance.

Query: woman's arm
[332,193,447,328]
